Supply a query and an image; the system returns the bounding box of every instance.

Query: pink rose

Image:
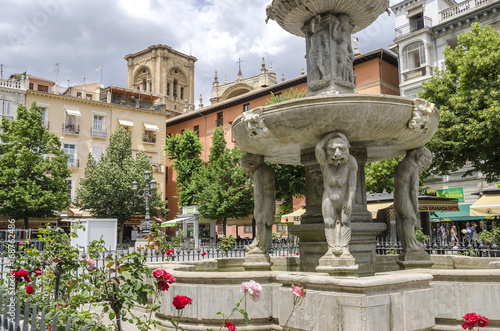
[152,268,168,279]
[240,280,262,302]
[291,286,306,298]
[34,268,43,276]
[81,257,96,269]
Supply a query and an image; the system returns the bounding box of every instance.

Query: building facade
[390,0,500,224]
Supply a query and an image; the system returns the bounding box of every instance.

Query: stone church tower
[125,45,197,113]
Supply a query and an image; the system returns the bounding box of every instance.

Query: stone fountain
[150,4,500,330]
[232,0,439,276]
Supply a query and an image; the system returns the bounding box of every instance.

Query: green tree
[268,163,305,214]
[76,127,167,241]
[420,23,500,182]
[0,102,71,229]
[192,127,253,233]
[365,157,403,194]
[164,129,203,207]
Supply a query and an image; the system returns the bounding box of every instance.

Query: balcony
[62,123,80,134]
[395,16,432,38]
[440,0,494,22]
[142,133,156,144]
[68,159,79,168]
[0,78,25,90]
[401,66,432,82]
[91,127,107,138]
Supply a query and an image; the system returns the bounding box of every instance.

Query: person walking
[450,225,458,247]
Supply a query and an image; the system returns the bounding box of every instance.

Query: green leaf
[109,312,116,320]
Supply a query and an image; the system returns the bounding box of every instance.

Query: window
[142,123,158,143]
[67,179,73,202]
[86,94,93,100]
[403,87,423,99]
[243,103,250,112]
[76,92,82,98]
[194,125,199,137]
[180,87,184,100]
[167,83,170,96]
[64,108,81,134]
[92,115,106,137]
[63,143,78,167]
[29,83,34,90]
[38,85,49,93]
[40,107,47,127]
[277,224,287,232]
[274,93,282,99]
[91,145,105,162]
[402,41,426,71]
[216,112,223,127]
[0,100,14,121]
[244,226,252,233]
[173,80,178,99]
[165,166,168,183]
[217,225,224,235]
[409,12,424,33]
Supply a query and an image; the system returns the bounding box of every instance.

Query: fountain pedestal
[242,253,273,271]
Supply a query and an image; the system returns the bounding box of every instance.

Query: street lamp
[132,170,157,236]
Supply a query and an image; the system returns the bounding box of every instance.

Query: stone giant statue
[394,147,432,253]
[315,132,358,256]
[240,153,275,255]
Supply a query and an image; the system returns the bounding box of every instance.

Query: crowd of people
[434,221,487,246]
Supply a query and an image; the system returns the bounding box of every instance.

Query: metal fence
[376,237,500,257]
[0,241,299,279]
[0,290,92,331]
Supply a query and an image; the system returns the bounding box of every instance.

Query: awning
[431,204,485,222]
[160,217,192,227]
[143,123,159,132]
[118,119,134,127]
[367,201,393,218]
[281,208,306,223]
[68,208,92,217]
[227,218,253,226]
[470,194,500,216]
[65,108,81,117]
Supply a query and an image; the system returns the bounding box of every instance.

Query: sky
[0,0,400,109]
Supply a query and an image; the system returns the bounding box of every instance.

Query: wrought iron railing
[0,290,92,330]
[90,127,107,138]
[62,123,79,134]
[395,16,432,38]
[376,237,500,257]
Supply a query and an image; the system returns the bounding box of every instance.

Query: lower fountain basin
[232,94,439,164]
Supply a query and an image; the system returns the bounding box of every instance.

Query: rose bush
[462,313,489,330]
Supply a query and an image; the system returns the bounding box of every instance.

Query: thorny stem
[282,296,304,331]
[217,293,250,331]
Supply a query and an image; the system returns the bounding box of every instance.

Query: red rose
[296,252,299,255]
[172,295,193,310]
[34,269,42,276]
[157,280,170,292]
[48,327,52,330]
[152,268,167,279]
[25,285,34,294]
[165,249,174,257]
[201,251,207,257]
[224,321,236,331]
[224,242,228,245]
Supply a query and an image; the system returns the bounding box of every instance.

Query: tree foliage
[192,127,254,221]
[164,129,203,207]
[268,163,305,213]
[0,102,71,228]
[365,157,403,194]
[420,23,500,182]
[76,127,167,239]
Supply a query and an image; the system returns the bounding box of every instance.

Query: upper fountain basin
[266,0,390,36]
[232,94,439,165]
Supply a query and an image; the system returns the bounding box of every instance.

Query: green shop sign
[427,188,465,202]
